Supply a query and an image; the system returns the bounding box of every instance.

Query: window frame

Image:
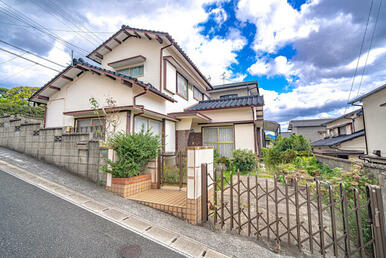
[134,115,162,137]
[220,94,238,99]
[74,117,106,139]
[193,86,204,101]
[176,72,188,100]
[202,126,235,157]
[117,64,144,78]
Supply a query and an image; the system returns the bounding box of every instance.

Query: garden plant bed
[106,174,151,198]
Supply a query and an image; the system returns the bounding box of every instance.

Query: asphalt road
[0,170,183,258]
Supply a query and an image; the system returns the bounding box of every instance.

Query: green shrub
[0,103,44,118]
[101,130,161,178]
[233,149,258,172]
[280,149,296,163]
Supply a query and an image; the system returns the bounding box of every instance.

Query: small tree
[102,130,161,178]
[89,97,122,142]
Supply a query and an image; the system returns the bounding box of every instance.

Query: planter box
[106,174,151,198]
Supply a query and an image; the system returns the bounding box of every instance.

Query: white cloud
[236,0,319,53]
[248,55,295,80]
[210,7,228,25]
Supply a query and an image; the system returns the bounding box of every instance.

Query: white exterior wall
[234,123,255,151]
[295,126,325,143]
[102,37,161,90]
[200,107,253,123]
[165,120,176,153]
[362,88,386,156]
[46,98,64,128]
[339,136,366,153]
[209,88,249,99]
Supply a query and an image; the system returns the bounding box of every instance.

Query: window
[176,73,188,99]
[203,126,234,157]
[338,126,346,136]
[134,116,162,136]
[118,65,144,77]
[75,118,105,139]
[193,87,203,101]
[220,94,238,99]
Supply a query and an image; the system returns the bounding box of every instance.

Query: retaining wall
[0,115,105,182]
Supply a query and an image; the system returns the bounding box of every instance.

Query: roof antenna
[221,72,226,85]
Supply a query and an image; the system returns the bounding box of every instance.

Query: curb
[0,160,229,258]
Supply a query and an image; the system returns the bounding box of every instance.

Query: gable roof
[87,25,212,89]
[186,95,264,111]
[349,84,386,104]
[209,80,259,93]
[288,119,332,130]
[321,109,362,126]
[29,58,176,104]
[310,130,365,147]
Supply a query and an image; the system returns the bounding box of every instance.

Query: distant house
[311,109,365,159]
[208,81,259,99]
[287,119,332,142]
[349,84,386,164]
[29,25,265,158]
[279,131,292,138]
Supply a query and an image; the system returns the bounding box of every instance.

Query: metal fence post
[201,163,208,222]
[368,185,386,258]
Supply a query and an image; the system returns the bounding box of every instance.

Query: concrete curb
[0,160,228,258]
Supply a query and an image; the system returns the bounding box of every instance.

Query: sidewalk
[0,147,292,258]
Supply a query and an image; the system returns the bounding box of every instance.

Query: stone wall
[0,115,105,183]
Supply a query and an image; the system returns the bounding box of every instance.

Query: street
[0,170,183,258]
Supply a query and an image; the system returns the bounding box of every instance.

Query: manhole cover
[117,245,141,258]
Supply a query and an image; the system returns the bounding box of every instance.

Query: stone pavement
[0,147,293,258]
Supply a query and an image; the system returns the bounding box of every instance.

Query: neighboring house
[311,109,365,159]
[349,84,386,164]
[208,81,259,99]
[29,25,264,158]
[287,119,332,142]
[279,131,292,138]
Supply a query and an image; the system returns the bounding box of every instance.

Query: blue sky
[0,0,385,129]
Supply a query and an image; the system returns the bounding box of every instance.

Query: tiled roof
[30,58,175,103]
[310,130,365,147]
[288,119,332,130]
[187,95,264,111]
[349,83,386,104]
[87,25,212,89]
[209,80,258,91]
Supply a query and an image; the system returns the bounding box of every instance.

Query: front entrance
[159,151,187,189]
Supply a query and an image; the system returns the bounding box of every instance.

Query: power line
[0,47,61,72]
[0,1,90,56]
[0,22,113,33]
[344,0,374,113]
[0,54,22,65]
[0,39,67,68]
[355,0,383,98]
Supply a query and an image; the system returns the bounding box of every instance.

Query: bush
[233,149,258,172]
[101,130,161,178]
[0,103,44,118]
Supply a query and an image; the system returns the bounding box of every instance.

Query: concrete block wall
[0,115,104,183]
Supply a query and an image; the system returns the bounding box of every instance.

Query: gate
[159,151,187,188]
[201,168,386,257]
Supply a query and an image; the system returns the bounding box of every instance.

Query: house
[349,84,386,164]
[208,80,259,99]
[287,119,332,142]
[311,109,365,159]
[29,25,265,158]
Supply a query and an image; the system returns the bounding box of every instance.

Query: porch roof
[29,58,176,104]
[167,111,211,122]
[186,95,264,111]
[311,130,365,147]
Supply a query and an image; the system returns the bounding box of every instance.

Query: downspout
[132,87,149,132]
[251,106,260,158]
[159,44,173,91]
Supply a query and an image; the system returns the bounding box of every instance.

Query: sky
[0,0,385,130]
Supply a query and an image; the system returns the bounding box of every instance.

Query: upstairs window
[118,65,144,77]
[176,73,188,99]
[193,87,203,101]
[220,94,238,99]
[134,116,161,136]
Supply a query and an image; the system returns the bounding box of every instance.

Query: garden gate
[158,151,187,188]
[201,168,386,257]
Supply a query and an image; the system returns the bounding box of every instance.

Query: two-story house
[29,25,265,158]
[287,119,332,142]
[311,109,366,159]
[349,84,386,164]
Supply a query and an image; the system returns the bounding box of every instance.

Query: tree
[0,86,40,106]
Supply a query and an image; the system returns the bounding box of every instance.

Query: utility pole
[221,72,226,85]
